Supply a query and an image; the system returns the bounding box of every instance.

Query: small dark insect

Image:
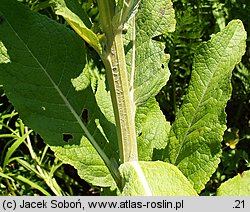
[0,16,5,24]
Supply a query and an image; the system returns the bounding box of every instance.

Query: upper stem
[97,0,138,164]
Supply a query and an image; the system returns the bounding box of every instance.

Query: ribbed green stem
[97,0,138,163]
[97,0,115,47]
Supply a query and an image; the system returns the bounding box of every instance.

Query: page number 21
[234,200,245,209]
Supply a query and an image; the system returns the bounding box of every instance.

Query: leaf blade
[217,170,250,196]
[125,0,176,106]
[136,98,171,161]
[0,0,117,188]
[119,161,198,196]
[163,20,247,192]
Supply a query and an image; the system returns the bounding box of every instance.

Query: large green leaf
[125,0,176,106]
[124,0,175,161]
[162,20,247,192]
[217,170,250,196]
[0,0,117,188]
[119,161,198,196]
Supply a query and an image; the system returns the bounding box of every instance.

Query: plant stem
[97,0,138,163]
[97,0,115,47]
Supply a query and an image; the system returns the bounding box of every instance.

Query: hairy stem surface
[97,0,138,163]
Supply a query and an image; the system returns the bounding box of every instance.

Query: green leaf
[51,137,116,188]
[3,131,32,169]
[217,170,250,196]
[124,0,175,161]
[125,0,176,106]
[0,0,118,188]
[50,0,102,53]
[0,171,15,182]
[0,0,85,147]
[135,98,170,161]
[52,77,119,188]
[71,55,100,92]
[162,20,247,193]
[0,41,10,63]
[123,0,175,162]
[119,161,198,196]
[15,175,51,196]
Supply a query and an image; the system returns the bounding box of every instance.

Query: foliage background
[0,0,249,195]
